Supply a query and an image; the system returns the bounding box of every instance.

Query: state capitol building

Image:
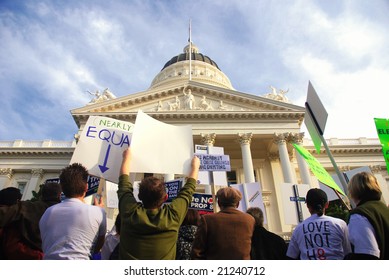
[1,41,387,235]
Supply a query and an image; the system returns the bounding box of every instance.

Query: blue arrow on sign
[99,144,111,173]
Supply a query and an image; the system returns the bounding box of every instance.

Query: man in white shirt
[39,163,106,260]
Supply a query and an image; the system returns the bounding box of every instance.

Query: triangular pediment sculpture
[72,81,303,115]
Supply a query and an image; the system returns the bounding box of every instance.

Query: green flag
[374,118,389,174]
[293,143,345,195]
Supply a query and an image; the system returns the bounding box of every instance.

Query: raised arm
[120,148,132,176]
[188,155,200,180]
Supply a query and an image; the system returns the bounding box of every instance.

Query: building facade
[1,42,388,235]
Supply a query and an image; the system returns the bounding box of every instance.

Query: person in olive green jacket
[117,148,200,260]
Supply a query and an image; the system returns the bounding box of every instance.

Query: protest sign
[70,116,134,183]
[208,146,228,186]
[45,176,100,198]
[196,154,231,172]
[230,182,266,223]
[105,180,119,208]
[293,143,345,195]
[280,183,311,225]
[165,179,183,202]
[195,145,212,185]
[130,110,193,175]
[374,118,389,174]
[189,193,213,212]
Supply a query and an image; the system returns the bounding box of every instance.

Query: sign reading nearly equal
[70,116,134,183]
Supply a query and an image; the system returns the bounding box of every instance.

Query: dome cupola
[149,42,233,89]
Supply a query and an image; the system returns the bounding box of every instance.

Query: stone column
[273,133,294,183]
[238,133,255,183]
[22,169,44,200]
[289,132,312,185]
[0,168,13,190]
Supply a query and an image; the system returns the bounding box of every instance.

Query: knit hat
[306,188,328,210]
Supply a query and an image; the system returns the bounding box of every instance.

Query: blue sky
[0,0,388,141]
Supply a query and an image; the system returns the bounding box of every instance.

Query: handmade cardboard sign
[293,143,345,195]
[70,116,134,183]
[130,110,193,175]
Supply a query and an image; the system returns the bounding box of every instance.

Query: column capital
[0,168,13,179]
[289,132,305,144]
[200,133,216,146]
[237,132,253,145]
[31,168,44,178]
[273,132,289,145]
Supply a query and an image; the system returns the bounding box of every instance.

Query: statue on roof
[183,87,195,110]
[87,88,116,104]
[264,86,289,103]
[199,96,213,111]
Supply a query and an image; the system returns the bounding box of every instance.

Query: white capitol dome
[149,42,234,90]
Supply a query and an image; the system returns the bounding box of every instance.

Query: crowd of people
[1,147,388,260]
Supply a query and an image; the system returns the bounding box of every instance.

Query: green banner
[293,143,345,195]
[374,118,389,174]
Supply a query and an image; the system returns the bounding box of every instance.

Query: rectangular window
[227,171,237,186]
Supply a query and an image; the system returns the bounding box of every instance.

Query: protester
[287,188,351,260]
[101,214,121,260]
[0,187,22,206]
[0,187,22,259]
[0,183,62,259]
[191,187,255,260]
[39,163,106,260]
[117,148,200,260]
[345,172,389,259]
[176,209,200,260]
[246,207,287,260]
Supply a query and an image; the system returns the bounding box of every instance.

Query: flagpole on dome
[188,18,192,81]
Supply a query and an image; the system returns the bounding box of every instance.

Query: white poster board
[208,146,228,186]
[106,181,119,208]
[70,116,134,183]
[319,175,342,202]
[230,182,267,224]
[280,183,311,225]
[195,145,211,185]
[130,110,193,175]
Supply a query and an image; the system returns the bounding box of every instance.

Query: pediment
[71,81,305,127]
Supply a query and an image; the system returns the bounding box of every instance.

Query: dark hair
[41,182,62,202]
[59,163,89,198]
[138,177,166,209]
[247,207,264,227]
[182,209,200,226]
[306,188,328,216]
[0,187,22,206]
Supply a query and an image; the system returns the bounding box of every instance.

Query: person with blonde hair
[191,187,255,259]
[346,172,389,259]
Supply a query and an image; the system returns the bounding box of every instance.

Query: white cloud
[0,0,388,140]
